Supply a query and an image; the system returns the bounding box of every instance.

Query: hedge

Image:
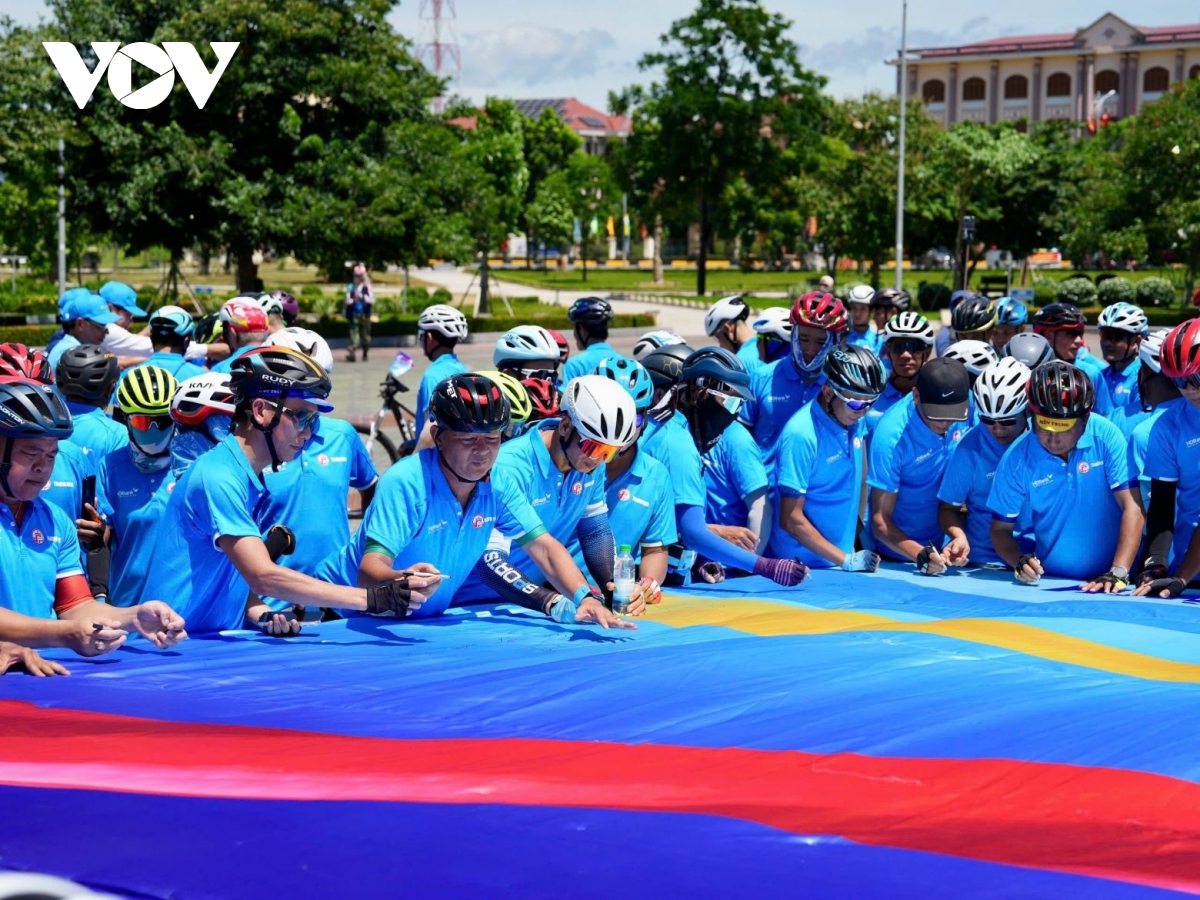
[0,324,57,345]
[1055,276,1098,307]
[1096,276,1136,306]
[1136,277,1177,308]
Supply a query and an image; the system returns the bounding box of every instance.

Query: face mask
[172,427,219,478]
[648,387,676,424]
[207,414,232,443]
[685,392,739,454]
[791,327,835,376]
[130,442,173,474]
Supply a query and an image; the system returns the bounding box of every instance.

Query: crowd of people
[2,276,1198,677]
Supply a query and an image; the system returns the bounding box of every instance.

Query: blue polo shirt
[742,359,825,471]
[866,395,969,551]
[314,448,544,618]
[0,497,83,619]
[770,399,867,568]
[1130,398,1184,512]
[95,449,173,606]
[130,351,206,383]
[569,448,676,575]
[846,327,881,354]
[1144,400,1200,567]
[640,411,706,509]
[46,334,81,374]
[936,424,1011,565]
[702,422,769,527]
[415,353,468,437]
[1074,353,1113,416]
[134,434,268,633]
[864,380,908,435]
[64,402,128,477]
[988,414,1132,579]
[40,440,87,521]
[1099,358,1142,414]
[560,342,621,386]
[736,339,762,373]
[209,345,254,376]
[260,418,377,580]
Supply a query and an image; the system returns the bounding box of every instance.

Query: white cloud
[460,24,618,90]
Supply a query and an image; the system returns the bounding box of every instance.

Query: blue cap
[62,293,120,325]
[58,287,91,313]
[99,281,147,317]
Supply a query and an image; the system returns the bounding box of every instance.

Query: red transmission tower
[418,0,461,114]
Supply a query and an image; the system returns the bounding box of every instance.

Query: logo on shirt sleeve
[317,453,330,467]
[572,482,583,495]
[472,514,485,528]
[618,488,631,502]
[1077,461,1090,475]
[31,529,45,544]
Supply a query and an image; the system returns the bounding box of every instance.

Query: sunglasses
[276,404,320,431]
[888,339,928,356]
[1170,373,1200,390]
[980,415,1020,427]
[127,414,174,431]
[706,387,745,416]
[516,367,558,382]
[575,432,621,462]
[828,383,876,412]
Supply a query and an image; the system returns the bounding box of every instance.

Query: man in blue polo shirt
[772,344,884,571]
[1033,303,1113,416]
[703,421,771,551]
[989,361,1142,587]
[1126,330,1181,509]
[867,356,972,574]
[130,306,207,382]
[47,292,120,373]
[844,285,881,353]
[864,312,934,433]
[937,358,1031,567]
[55,344,126,475]
[705,294,762,372]
[1097,302,1149,433]
[413,304,469,446]
[560,298,619,385]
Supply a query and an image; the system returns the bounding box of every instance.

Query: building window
[1191,65,1200,80]
[1046,72,1071,97]
[1143,67,1169,92]
[1095,70,1120,94]
[963,78,986,101]
[922,79,945,103]
[1004,75,1028,99]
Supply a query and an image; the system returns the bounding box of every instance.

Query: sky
[7,1,1200,112]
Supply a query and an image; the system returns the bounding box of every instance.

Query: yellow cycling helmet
[116,365,179,416]
[478,370,532,424]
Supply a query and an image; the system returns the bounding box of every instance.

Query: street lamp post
[894,0,908,290]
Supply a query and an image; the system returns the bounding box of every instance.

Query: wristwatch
[1109,566,1129,581]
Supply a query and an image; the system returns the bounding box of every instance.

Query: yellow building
[902,13,1200,126]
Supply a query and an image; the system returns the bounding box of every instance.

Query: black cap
[915,357,970,421]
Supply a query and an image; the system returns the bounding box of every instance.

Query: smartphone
[81,475,96,518]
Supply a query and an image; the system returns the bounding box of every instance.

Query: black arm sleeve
[1145,480,1178,563]
[473,548,562,615]
[576,511,615,599]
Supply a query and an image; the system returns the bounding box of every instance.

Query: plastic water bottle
[613,544,635,614]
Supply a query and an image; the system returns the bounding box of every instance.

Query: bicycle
[351,352,418,519]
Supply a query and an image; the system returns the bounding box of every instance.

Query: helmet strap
[0,437,15,501]
[250,390,288,472]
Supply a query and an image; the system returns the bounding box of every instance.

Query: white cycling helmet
[846,284,875,306]
[1140,327,1171,374]
[704,294,750,336]
[266,327,334,374]
[632,330,686,361]
[494,325,560,367]
[170,372,236,427]
[944,339,999,376]
[1002,332,1055,369]
[973,357,1031,417]
[1098,302,1149,336]
[752,307,792,342]
[257,293,285,319]
[881,311,935,346]
[417,304,468,341]
[560,374,638,448]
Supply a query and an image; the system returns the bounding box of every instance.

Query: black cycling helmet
[952,297,998,334]
[1002,332,1055,369]
[640,343,694,390]
[0,378,73,498]
[1033,302,1087,335]
[229,346,332,406]
[428,373,511,434]
[823,344,886,396]
[1027,361,1095,419]
[55,344,119,402]
[677,348,751,452]
[679,347,753,397]
[871,287,910,311]
[567,297,614,325]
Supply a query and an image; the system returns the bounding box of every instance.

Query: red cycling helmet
[1160,319,1200,379]
[522,377,560,420]
[790,291,848,333]
[1033,302,1087,335]
[0,343,53,385]
[547,329,569,364]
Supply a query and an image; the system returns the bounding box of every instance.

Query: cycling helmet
[790,291,848,375]
[846,284,875,306]
[678,348,752,453]
[679,347,753,398]
[561,374,638,448]
[428,373,510,434]
[943,339,999,377]
[116,366,178,416]
[522,377,560,420]
[1098,302,1149,336]
[1033,302,1087,334]
[973,357,1031,417]
[871,287,910,311]
[548,329,570,364]
[1160,319,1200,380]
[170,373,236,427]
[265,327,334,374]
[640,343,694,390]
[257,293,285,320]
[632,330,685,361]
[219,296,268,334]
[704,295,750,336]
[823,345,885,397]
[194,312,222,344]
[567,297,614,325]
[477,370,532,427]
[1002,332,1055,369]
[593,356,654,411]
[995,296,1028,327]
[752,307,792,342]
[269,290,300,326]
[228,346,333,410]
[0,343,53,384]
[149,305,196,339]
[0,379,73,440]
[1027,361,1095,419]
[55,345,118,402]
[882,311,935,346]
[952,297,998,334]
[494,325,560,367]
[417,304,468,341]
[1139,327,1171,375]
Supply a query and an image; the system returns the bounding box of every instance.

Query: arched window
[1046,72,1071,96]
[1004,75,1028,99]
[1143,67,1169,92]
[1095,69,1120,94]
[963,77,986,101]
[922,79,945,103]
[1191,64,1200,80]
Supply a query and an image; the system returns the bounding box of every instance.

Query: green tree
[520,107,581,266]
[612,0,827,295]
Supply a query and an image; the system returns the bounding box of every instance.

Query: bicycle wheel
[351,424,398,520]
